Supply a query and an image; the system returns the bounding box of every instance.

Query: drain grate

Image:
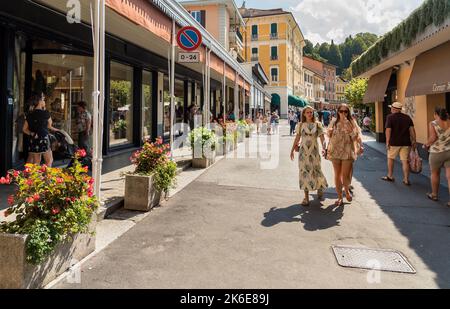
[332,246,416,274]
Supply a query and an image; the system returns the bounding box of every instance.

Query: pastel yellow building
[240,6,305,117]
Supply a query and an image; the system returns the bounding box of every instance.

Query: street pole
[170,20,175,158]
[223,62,226,122]
[91,1,99,199]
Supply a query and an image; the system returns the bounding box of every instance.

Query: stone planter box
[192,150,216,168]
[124,174,162,212]
[0,219,96,289]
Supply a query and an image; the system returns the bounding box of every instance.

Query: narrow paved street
[55,122,450,289]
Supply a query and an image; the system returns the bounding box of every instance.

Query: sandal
[381,176,395,182]
[427,193,438,202]
[334,198,344,207]
[317,189,324,200]
[345,191,353,202]
[301,198,310,207]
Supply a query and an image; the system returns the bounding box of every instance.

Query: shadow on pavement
[262,202,345,231]
[353,146,450,288]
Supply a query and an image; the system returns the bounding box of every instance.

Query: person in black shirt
[23,94,60,166]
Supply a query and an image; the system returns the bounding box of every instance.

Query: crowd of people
[291,102,450,208]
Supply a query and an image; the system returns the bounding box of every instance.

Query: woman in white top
[424,107,450,207]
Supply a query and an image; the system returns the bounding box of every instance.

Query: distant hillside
[303,33,378,78]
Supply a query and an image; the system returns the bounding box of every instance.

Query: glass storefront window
[142,70,152,141]
[31,53,94,159]
[163,76,185,140]
[12,34,27,166]
[109,61,134,147]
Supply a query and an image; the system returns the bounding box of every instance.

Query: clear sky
[239,0,424,44]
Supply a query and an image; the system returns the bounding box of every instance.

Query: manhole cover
[332,246,416,274]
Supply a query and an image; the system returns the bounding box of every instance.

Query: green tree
[318,42,330,60]
[344,78,368,109]
[303,39,314,55]
[328,40,343,70]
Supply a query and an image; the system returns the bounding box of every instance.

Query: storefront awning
[271,94,281,107]
[406,41,450,97]
[288,95,307,108]
[363,68,392,103]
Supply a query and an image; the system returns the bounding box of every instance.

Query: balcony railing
[270,33,278,40]
[251,34,258,41]
[251,55,258,61]
[271,55,278,61]
[229,29,243,49]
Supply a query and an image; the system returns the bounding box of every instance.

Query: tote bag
[409,148,423,174]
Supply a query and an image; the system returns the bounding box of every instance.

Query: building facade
[303,56,337,106]
[336,76,348,103]
[181,0,245,63]
[354,0,450,155]
[0,0,252,176]
[240,7,305,118]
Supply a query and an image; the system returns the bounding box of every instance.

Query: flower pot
[124,174,162,212]
[192,150,216,169]
[0,219,96,289]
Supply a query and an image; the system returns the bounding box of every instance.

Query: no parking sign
[177,26,202,51]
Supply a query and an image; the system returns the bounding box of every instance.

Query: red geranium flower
[76,149,87,158]
[51,207,60,215]
[26,197,35,204]
[33,194,40,201]
[26,179,33,186]
[56,178,64,184]
[7,195,14,206]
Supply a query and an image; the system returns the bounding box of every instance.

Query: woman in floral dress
[290,106,328,206]
[327,104,363,206]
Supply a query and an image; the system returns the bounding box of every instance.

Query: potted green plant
[125,137,177,212]
[113,119,127,139]
[237,120,250,139]
[0,149,98,288]
[188,127,217,168]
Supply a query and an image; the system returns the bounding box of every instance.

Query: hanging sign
[177,26,202,51]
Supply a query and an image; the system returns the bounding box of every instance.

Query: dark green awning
[288,95,307,108]
[271,94,281,106]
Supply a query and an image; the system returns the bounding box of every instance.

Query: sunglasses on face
[339,110,349,114]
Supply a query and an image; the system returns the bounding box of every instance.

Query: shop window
[163,76,185,141]
[142,70,152,141]
[109,61,134,147]
[31,53,94,158]
[12,34,27,166]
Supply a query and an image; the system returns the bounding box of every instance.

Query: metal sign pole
[170,20,176,158]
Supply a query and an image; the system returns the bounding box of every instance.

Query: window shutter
[271,23,277,34]
[271,46,277,57]
[252,25,258,35]
[200,10,206,27]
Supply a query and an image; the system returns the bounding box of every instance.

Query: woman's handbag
[409,148,423,174]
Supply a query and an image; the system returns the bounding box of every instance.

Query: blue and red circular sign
[177,26,202,51]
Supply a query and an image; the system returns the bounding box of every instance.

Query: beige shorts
[388,146,411,161]
[429,150,450,170]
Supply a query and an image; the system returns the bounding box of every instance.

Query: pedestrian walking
[272,112,280,135]
[326,104,362,206]
[22,93,60,166]
[381,102,417,186]
[255,112,263,135]
[323,109,331,127]
[288,111,298,136]
[290,106,328,206]
[424,107,450,207]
